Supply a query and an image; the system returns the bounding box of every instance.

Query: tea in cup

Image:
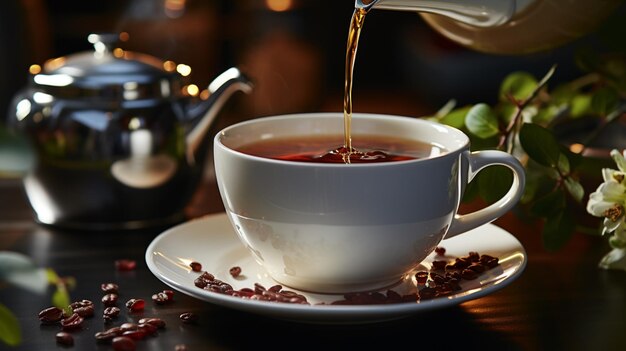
[213,112,525,293]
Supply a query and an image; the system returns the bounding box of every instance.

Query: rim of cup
[214,112,470,167]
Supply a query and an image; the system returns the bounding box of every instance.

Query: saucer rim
[145,213,527,322]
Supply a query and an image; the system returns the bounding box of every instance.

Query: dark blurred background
[4,0,618,121]
[1,0,624,180]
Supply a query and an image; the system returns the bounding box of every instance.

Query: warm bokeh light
[119,32,130,42]
[164,0,186,18]
[186,84,199,96]
[44,57,66,71]
[176,64,192,77]
[199,89,209,100]
[570,143,584,154]
[113,48,124,58]
[29,64,42,75]
[163,60,176,72]
[265,0,293,12]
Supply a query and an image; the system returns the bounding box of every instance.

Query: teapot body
[420,0,623,54]
[8,34,251,229]
[367,0,624,54]
[10,90,208,229]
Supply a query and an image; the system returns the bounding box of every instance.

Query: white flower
[586,149,626,270]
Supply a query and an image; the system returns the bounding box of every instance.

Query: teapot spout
[186,67,252,164]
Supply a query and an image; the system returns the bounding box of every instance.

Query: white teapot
[360,0,623,54]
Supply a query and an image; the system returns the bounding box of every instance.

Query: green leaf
[0,303,21,346]
[52,287,71,310]
[557,153,570,174]
[591,87,619,116]
[519,123,561,167]
[533,104,564,125]
[440,106,471,129]
[45,268,59,284]
[465,104,499,139]
[477,166,513,204]
[499,72,538,102]
[569,94,592,118]
[542,209,575,251]
[531,188,566,217]
[564,177,585,203]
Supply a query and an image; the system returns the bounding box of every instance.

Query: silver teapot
[8,33,252,229]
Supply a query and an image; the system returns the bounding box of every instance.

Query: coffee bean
[60,313,83,331]
[115,259,136,271]
[125,299,145,312]
[38,306,64,325]
[152,292,170,305]
[112,336,136,351]
[189,261,202,272]
[101,283,119,294]
[95,327,123,344]
[102,293,118,307]
[180,312,198,324]
[229,266,242,277]
[56,331,74,346]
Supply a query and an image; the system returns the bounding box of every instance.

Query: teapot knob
[87,33,122,55]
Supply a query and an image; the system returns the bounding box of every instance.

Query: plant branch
[498,65,557,152]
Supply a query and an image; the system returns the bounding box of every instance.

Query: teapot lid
[31,33,181,101]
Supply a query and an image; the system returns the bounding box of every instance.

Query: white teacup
[214,113,525,293]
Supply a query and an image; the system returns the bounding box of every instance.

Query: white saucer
[145,213,526,324]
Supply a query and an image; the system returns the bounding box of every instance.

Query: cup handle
[445,150,526,239]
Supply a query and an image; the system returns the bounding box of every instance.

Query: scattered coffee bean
[432,260,447,270]
[125,299,145,312]
[162,289,174,300]
[112,336,136,351]
[137,317,166,329]
[101,283,119,294]
[229,266,242,278]
[103,306,120,322]
[38,306,64,325]
[192,250,500,305]
[56,331,74,346]
[138,322,158,336]
[60,313,84,331]
[461,268,478,280]
[70,300,94,318]
[152,292,170,305]
[122,329,146,341]
[189,261,202,272]
[179,312,198,324]
[468,262,486,273]
[115,259,136,272]
[95,327,123,344]
[120,323,138,332]
[102,293,118,307]
[467,251,480,262]
[480,254,500,268]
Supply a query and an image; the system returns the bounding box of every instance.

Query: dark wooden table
[1,176,625,351]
